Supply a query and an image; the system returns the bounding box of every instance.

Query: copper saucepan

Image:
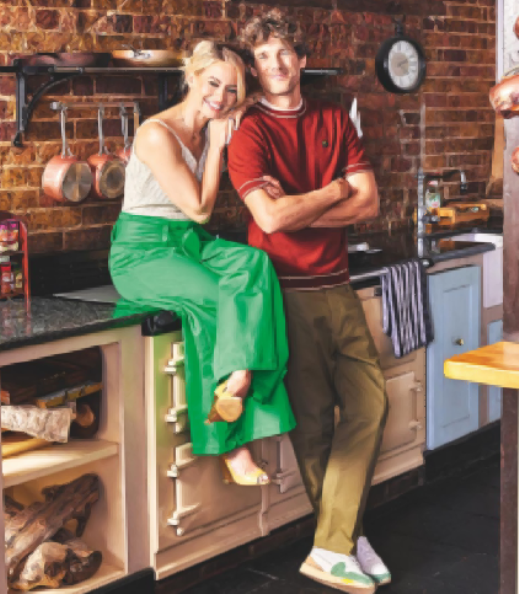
[112,47,183,67]
[42,107,92,203]
[87,106,126,200]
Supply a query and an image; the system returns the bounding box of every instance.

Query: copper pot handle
[59,107,73,158]
[119,105,131,151]
[97,105,111,156]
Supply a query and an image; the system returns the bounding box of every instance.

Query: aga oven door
[145,332,264,578]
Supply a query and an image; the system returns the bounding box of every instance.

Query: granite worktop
[0,296,179,353]
[347,230,497,283]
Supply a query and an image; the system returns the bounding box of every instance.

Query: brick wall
[0,0,495,254]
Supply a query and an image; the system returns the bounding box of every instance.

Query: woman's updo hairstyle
[183,41,246,104]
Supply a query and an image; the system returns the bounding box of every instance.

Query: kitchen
[0,0,511,592]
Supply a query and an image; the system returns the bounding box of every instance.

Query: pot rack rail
[0,60,342,147]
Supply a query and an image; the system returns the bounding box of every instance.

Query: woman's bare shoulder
[135,120,183,164]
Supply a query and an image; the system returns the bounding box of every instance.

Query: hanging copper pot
[42,107,92,203]
[511,146,519,173]
[87,106,126,200]
[115,106,132,166]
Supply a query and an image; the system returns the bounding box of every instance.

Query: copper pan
[87,106,125,200]
[42,107,92,203]
[112,48,183,68]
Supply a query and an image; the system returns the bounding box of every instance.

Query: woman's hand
[217,93,263,146]
[208,117,233,152]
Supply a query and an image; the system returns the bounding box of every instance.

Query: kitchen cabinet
[426,266,481,450]
[0,326,147,594]
[487,319,503,422]
[358,287,426,483]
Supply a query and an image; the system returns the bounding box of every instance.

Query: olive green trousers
[283,284,388,556]
[110,212,295,455]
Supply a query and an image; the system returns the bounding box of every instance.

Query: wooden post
[501,2,519,592]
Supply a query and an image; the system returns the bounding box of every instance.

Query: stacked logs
[4,474,102,590]
[489,17,519,173]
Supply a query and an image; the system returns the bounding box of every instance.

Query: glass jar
[425,180,442,210]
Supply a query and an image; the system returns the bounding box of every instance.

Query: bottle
[425,180,442,210]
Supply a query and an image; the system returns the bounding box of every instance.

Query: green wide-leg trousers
[109,212,295,455]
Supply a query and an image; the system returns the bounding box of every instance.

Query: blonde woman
[109,42,295,485]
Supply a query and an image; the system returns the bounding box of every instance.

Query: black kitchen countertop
[0,227,501,353]
[0,296,179,353]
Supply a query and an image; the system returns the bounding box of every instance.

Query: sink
[444,233,503,308]
[444,233,503,249]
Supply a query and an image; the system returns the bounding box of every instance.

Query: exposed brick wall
[0,0,495,254]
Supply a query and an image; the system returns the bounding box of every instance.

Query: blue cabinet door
[487,319,503,422]
[427,266,481,450]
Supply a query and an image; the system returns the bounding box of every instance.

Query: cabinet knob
[455,338,464,346]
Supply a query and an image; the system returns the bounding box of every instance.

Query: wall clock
[375,22,427,94]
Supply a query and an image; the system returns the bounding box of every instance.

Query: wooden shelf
[8,562,125,594]
[2,439,118,488]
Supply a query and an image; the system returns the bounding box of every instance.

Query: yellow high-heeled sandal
[220,455,270,486]
[205,381,243,425]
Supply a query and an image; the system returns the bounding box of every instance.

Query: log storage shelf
[2,439,118,489]
[0,327,145,594]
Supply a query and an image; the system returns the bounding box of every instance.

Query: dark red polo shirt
[227,98,372,290]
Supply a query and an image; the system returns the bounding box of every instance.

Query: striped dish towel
[380,259,434,358]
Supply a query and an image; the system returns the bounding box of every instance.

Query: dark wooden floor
[182,456,499,594]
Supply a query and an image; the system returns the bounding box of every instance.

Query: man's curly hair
[239,9,309,62]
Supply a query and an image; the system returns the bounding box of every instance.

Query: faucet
[416,167,468,238]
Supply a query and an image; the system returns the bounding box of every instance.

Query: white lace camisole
[121,118,209,220]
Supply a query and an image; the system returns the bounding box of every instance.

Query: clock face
[375,34,427,94]
[388,40,420,90]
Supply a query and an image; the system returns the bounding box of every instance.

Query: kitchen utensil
[24,53,112,68]
[42,107,92,203]
[434,202,490,227]
[115,106,132,165]
[112,48,183,68]
[87,106,125,200]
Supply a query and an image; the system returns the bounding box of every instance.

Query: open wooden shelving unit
[0,327,146,594]
[2,439,118,489]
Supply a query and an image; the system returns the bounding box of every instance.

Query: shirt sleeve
[342,113,373,179]
[227,117,272,201]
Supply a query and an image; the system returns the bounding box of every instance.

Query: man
[227,9,390,594]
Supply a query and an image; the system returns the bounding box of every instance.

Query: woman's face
[191,61,239,118]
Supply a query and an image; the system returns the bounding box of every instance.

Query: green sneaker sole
[300,561,376,594]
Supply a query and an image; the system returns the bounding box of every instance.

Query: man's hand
[262,175,285,199]
[310,171,379,228]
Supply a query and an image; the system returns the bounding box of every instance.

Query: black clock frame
[375,35,427,94]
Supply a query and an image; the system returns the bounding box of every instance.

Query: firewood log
[53,530,103,586]
[3,495,24,520]
[4,474,100,579]
[9,534,102,590]
[1,406,73,443]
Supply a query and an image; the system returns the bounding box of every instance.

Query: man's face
[252,36,306,97]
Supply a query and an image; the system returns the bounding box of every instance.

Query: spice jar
[0,257,13,295]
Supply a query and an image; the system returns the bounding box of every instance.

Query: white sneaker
[356,536,392,586]
[300,547,376,593]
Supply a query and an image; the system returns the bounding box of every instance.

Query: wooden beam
[501,1,519,592]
